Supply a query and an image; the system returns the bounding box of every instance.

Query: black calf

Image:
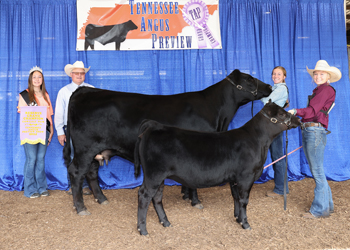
[134,102,300,235]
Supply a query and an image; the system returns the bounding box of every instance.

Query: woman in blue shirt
[261,66,289,197]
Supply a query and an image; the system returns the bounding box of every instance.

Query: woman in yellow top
[17,66,54,198]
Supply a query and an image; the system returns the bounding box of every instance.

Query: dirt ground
[1,178,349,250]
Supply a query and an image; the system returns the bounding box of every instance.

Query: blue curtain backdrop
[1,0,349,191]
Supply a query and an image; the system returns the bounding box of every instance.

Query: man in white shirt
[55,61,94,195]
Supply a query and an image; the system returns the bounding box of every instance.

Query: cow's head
[126,20,138,31]
[227,69,272,100]
[260,100,301,130]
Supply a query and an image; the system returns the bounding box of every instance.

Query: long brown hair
[27,70,50,105]
[271,66,287,83]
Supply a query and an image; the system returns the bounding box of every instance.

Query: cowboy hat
[306,60,342,83]
[64,61,90,76]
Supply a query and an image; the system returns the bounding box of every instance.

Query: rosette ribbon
[182,0,219,48]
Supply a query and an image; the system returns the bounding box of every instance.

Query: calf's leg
[229,182,240,219]
[137,182,160,236]
[152,181,171,227]
[235,182,254,230]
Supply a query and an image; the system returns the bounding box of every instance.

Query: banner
[20,106,47,145]
[76,0,221,51]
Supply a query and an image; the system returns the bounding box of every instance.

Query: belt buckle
[301,123,306,130]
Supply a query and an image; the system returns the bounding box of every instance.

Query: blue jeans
[22,130,49,197]
[270,131,289,194]
[302,126,333,217]
[64,126,89,189]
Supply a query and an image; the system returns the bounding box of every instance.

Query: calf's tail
[63,120,71,168]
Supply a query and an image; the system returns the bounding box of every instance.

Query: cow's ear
[231,69,240,81]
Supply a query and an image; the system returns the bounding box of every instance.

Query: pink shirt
[296,83,335,129]
[17,90,54,125]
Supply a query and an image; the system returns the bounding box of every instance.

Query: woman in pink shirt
[17,66,54,198]
[289,60,341,219]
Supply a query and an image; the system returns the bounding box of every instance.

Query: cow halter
[259,109,292,129]
[225,77,258,97]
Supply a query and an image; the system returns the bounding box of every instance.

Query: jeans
[302,126,333,217]
[23,130,49,197]
[270,131,289,194]
[64,126,89,189]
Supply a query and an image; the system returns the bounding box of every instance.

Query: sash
[20,90,51,132]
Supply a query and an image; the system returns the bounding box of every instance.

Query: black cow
[134,102,301,235]
[84,20,138,50]
[64,70,272,215]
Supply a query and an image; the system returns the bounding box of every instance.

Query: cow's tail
[134,119,155,178]
[63,118,71,168]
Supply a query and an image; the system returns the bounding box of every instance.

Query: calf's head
[260,101,301,130]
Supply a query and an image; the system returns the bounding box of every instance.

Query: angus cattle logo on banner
[76,0,221,51]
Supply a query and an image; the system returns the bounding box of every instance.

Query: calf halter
[225,77,258,97]
[259,109,292,129]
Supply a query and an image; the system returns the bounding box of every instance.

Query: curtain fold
[1,0,349,191]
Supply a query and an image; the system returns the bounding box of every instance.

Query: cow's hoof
[194,203,204,209]
[137,228,149,236]
[160,221,171,227]
[78,210,91,216]
[242,224,251,230]
[94,199,109,205]
[101,200,109,205]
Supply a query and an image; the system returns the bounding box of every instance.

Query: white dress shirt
[54,82,94,136]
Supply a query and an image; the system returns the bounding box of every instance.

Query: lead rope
[284,131,288,210]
